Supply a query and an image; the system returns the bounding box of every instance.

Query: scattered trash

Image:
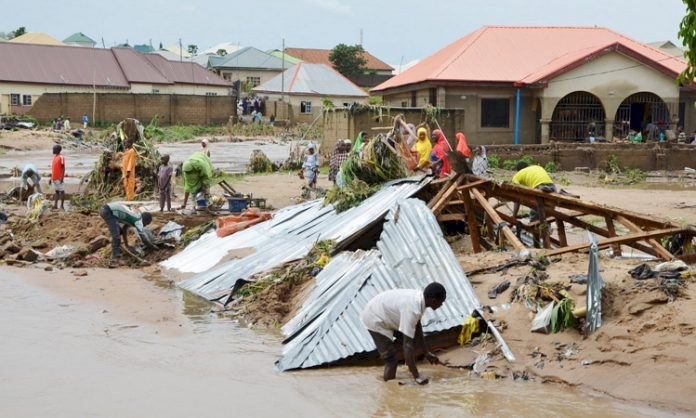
[488,279,510,299]
[569,274,588,284]
[531,301,555,333]
[45,244,76,260]
[158,221,184,243]
[654,260,688,272]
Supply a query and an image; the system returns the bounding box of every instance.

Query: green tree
[216,48,227,56]
[10,26,26,39]
[187,44,198,56]
[679,0,696,83]
[329,43,367,79]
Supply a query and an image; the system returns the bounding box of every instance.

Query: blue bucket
[228,197,249,212]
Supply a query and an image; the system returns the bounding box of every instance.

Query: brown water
[1,267,681,418]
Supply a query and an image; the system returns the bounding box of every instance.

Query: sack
[530,301,555,334]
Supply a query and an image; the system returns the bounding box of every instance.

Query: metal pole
[514,88,521,145]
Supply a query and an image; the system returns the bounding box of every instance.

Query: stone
[87,235,110,253]
[17,247,41,262]
[72,270,88,277]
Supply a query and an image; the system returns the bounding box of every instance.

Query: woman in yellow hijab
[412,127,432,170]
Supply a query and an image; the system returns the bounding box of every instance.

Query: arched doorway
[613,92,672,140]
[550,91,605,141]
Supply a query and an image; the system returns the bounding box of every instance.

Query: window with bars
[10,94,20,106]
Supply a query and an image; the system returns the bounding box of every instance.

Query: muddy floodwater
[0,267,678,418]
[0,140,294,191]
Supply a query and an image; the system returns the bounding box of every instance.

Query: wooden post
[460,188,482,253]
[556,219,568,246]
[471,188,526,252]
[604,215,622,257]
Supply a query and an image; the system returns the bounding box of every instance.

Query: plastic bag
[531,301,555,334]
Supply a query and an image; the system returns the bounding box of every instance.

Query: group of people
[19,144,66,210]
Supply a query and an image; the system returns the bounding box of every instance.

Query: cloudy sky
[4,0,688,69]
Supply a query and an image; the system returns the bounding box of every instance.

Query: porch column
[604,119,614,141]
[540,118,551,144]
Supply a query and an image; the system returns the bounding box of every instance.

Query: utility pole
[281,38,285,103]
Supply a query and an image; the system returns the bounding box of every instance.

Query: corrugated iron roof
[0,42,231,88]
[254,63,368,97]
[171,176,430,298]
[284,47,393,72]
[276,198,514,371]
[372,25,687,92]
[62,32,96,46]
[142,54,231,87]
[9,32,64,46]
[215,46,286,70]
[0,42,130,88]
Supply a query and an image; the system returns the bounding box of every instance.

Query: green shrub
[544,161,558,173]
[487,154,500,169]
[502,159,518,171]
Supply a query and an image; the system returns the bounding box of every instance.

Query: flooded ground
[0,140,296,192]
[0,267,680,418]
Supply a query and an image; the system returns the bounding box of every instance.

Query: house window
[152,89,160,94]
[22,95,32,106]
[205,92,217,96]
[10,94,20,106]
[481,98,510,128]
[246,76,261,87]
[300,101,312,114]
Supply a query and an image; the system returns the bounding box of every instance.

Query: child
[158,154,173,212]
[50,144,66,210]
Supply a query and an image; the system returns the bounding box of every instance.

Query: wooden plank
[460,188,482,253]
[437,213,466,222]
[541,228,685,257]
[471,188,526,252]
[605,215,622,257]
[429,174,465,214]
[536,196,551,249]
[615,215,674,260]
[556,220,568,246]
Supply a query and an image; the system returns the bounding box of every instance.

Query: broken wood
[471,188,526,252]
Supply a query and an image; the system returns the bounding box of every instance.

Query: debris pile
[72,118,161,209]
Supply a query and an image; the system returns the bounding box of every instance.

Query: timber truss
[427,174,696,263]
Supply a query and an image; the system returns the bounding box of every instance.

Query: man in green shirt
[99,202,157,267]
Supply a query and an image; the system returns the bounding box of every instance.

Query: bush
[544,161,558,173]
[488,155,500,169]
[502,159,518,171]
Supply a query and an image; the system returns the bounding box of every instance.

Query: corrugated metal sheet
[276,198,514,371]
[215,46,286,70]
[372,25,687,92]
[0,43,231,88]
[174,177,430,299]
[254,63,368,98]
[0,43,130,87]
[284,47,394,72]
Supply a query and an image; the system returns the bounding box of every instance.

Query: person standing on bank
[361,282,447,384]
[122,139,137,201]
[49,144,66,210]
[158,154,173,212]
[99,202,157,268]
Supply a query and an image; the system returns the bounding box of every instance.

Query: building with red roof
[371,26,694,145]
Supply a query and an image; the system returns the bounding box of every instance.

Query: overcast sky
[4,0,688,69]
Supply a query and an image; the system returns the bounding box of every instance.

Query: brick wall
[29,93,237,125]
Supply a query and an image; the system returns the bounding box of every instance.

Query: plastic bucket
[228,197,249,212]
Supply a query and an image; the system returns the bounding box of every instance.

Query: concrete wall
[28,93,237,125]
[485,142,696,171]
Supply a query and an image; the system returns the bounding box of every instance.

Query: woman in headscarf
[471,145,489,178]
[352,131,370,154]
[455,132,471,158]
[401,123,417,149]
[179,150,214,209]
[429,129,451,178]
[412,127,432,171]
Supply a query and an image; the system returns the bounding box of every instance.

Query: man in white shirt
[360,282,447,384]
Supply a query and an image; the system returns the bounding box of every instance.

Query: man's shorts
[52,180,65,192]
[369,330,403,362]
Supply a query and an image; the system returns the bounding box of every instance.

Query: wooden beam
[540,228,685,257]
[460,188,482,253]
[437,213,466,222]
[428,174,464,214]
[471,188,526,252]
[604,215,622,257]
[556,220,568,246]
[615,215,674,261]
